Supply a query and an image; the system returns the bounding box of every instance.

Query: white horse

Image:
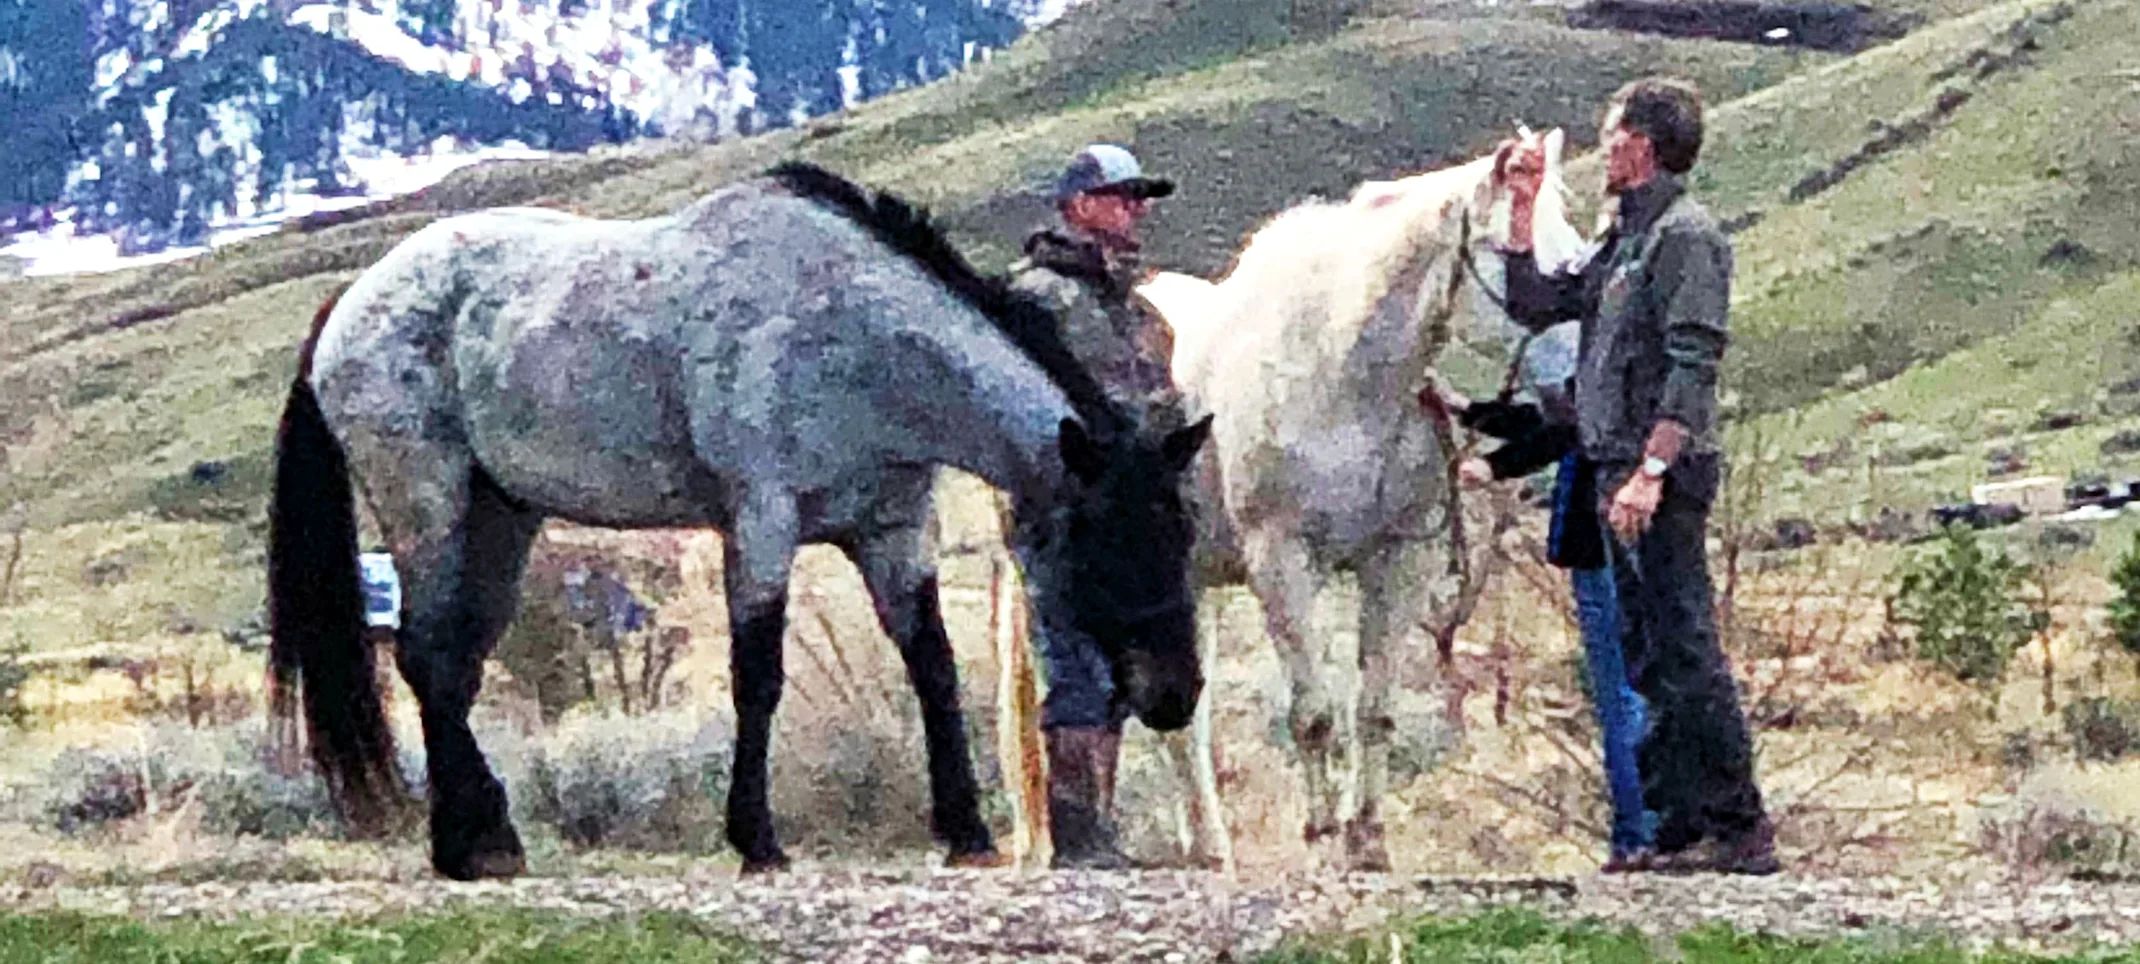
[1135,127,1586,872]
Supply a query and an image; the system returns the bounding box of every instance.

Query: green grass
[1257,907,2137,964]
[0,908,764,964]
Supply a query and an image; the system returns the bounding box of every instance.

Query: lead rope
[1419,211,1529,679]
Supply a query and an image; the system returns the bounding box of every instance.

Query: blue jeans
[1570,562,1656,855]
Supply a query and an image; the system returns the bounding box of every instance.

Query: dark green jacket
[1008,224,1186,431]
[1501,173,1733,477]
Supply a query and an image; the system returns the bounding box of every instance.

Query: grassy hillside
[0,1,1823,532]
[1708,0,2140,416]
[1736,265,2140,531]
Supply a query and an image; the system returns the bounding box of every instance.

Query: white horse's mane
[1149,127,1581,382]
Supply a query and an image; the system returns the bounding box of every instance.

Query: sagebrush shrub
[2062,697,2140,763]
[35,725,340,839]
[516,709,734,853]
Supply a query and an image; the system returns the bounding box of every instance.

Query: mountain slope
[1546,0,2138,417]
[0,0,1042,275]
[0,0,2119,535]
[1744,266,2140,527]
[0,1,1826,361]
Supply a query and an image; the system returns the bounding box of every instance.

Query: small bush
[1886,523,2048,689]
[36,725,340,839]
[2061,697,2140,763]
[517,709,734,853]
[2102,429,2140,457]
[2107,527,2140,675]
[40,747,171,833]
[1978,801,2140,880]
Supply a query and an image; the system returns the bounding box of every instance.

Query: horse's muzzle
[1121,654,1202,732]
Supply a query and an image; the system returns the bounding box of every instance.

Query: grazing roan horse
[1133,127,1585,871]
[266,161,1215,880]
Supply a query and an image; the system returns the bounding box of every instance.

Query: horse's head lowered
[760,159,1216,733]
[1053,413,1213,732]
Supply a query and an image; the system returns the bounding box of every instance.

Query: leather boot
[1047,727,1131,870]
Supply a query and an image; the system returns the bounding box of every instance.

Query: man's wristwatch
[1640,456,1669,480]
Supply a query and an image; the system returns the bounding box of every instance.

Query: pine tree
[0,0,93,213]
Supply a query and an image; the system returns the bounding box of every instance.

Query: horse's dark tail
[267,288,407,838]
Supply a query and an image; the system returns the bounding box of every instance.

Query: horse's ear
[1059,417,1107,484]
[1544,128,1565,168]
[1162,414,1214,473]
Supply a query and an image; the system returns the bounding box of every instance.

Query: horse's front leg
[1345,537,1441,874]
[1163,596,1234,873]
[846,523,1002,867]
[1242,525,1339,847]
[723,492,800,874]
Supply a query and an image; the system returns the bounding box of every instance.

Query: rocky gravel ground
[8,868,2140,962]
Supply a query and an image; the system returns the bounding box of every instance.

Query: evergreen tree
[0,0,93,214]
[743,0,849,124]
[399,0,459,47]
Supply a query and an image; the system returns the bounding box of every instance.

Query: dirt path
[8,869,2140,962]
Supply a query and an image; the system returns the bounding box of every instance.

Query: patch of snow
[173,8,235,58]
[2,140,553,278]
[95,48,135,90]
[145,88,175,174]
[0,232,205,277]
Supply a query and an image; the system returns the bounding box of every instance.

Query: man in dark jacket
[1006,143,1185,869]
[1492,77,1777,875]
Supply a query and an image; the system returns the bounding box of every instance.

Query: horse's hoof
[739,852,792,876]
[1344,819,1392,873]
[945,849,1011,870]
[466,848,528,880]
[434,849,525,882]
[434,827,528,882]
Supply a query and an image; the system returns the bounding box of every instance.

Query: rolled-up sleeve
[1651,224,1732,437]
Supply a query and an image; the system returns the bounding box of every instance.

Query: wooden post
[992,552,1050,868]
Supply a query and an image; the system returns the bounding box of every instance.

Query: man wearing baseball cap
[1007,143,1187,870]
[1012,143,1182,426]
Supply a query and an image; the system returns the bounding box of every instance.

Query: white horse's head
[1341,125,1584,361]
[1136,127,1587,400]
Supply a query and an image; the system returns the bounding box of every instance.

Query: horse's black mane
[765,161,1127,437]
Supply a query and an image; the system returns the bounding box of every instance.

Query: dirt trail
[9,869,2140,962]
